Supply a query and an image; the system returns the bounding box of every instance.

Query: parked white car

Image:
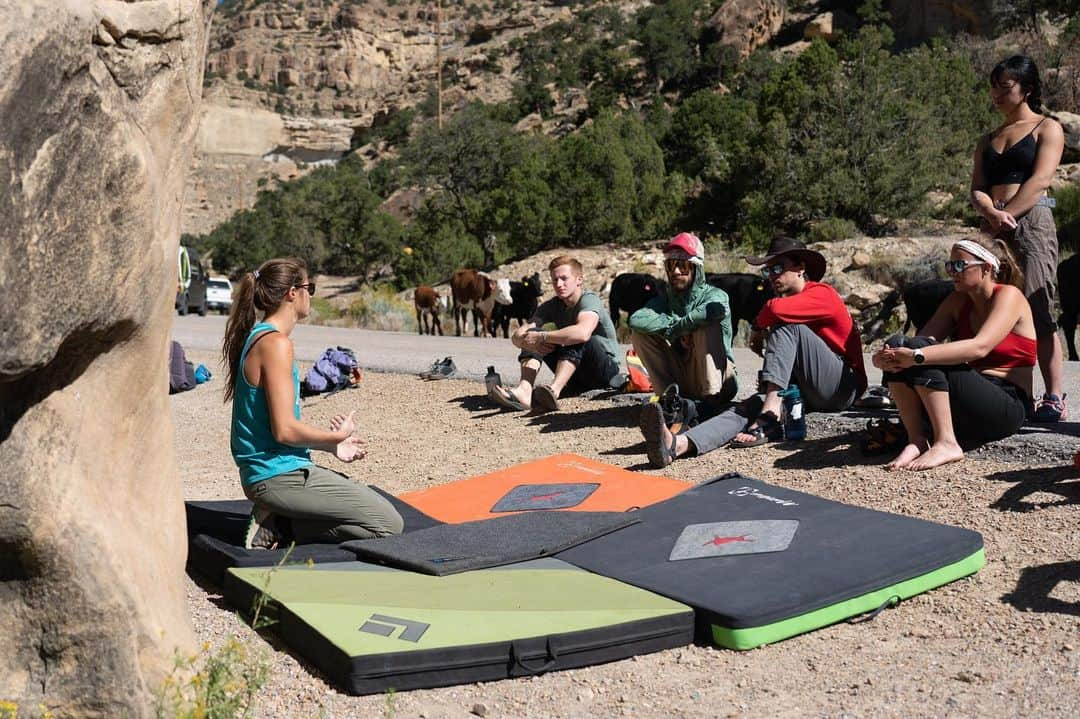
[205,276,233,314]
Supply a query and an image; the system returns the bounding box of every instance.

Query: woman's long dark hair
[221,257,307,402]
[991,55,1043,113]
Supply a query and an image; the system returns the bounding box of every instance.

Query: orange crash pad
[400,454,691,524]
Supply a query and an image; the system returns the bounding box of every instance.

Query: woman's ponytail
[989,237,1024,290]
[222,272,258,402]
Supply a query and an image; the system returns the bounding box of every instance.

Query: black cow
[609,272,667,327]
[902,279,955,334]
[1058,254,1080,361]
[705,272,775,334]
[492,272,544,339]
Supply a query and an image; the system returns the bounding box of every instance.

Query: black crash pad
[340,511,638,575]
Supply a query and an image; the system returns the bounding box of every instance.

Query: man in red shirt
[639,237,867,465]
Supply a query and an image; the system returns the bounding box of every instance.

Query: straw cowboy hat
[744,236,827,282]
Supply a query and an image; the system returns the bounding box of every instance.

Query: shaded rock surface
[0,0,211,714]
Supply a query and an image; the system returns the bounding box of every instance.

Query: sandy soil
[175,348,1079,719]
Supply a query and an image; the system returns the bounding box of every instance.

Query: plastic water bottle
[484,365,502,393]
[781,384,806,440]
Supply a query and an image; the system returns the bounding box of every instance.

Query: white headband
[954,240,1000,275]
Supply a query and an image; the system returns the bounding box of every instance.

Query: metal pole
[436,0,442,129]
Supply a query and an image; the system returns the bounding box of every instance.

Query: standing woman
[873,238,1035,471]
[970,55,1066,421]
[222,258,403,548]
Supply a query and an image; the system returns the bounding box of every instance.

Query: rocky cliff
[185,0,590,234]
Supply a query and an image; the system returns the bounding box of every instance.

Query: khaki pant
[989,204,1058,336]
[631,326,737,403]
[244,465,403,544]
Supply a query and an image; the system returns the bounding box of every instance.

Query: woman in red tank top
[871,237,1036,471]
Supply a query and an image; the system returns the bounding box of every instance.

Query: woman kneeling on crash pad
[873,238,1035,471]
[222,257,402,548]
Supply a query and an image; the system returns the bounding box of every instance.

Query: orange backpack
[625,349,653,393]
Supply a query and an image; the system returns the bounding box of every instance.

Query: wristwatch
[913,348,926,365]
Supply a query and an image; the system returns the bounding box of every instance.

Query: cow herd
[414,258,1080,356]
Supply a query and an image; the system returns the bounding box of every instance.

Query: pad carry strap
[848,595,901,625]
[510,638,559,674]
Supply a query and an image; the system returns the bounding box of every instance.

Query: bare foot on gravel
[886,440,929,471]
[906,440,964,471]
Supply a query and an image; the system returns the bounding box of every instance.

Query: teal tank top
[231,322,311,485]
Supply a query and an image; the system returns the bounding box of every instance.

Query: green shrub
[154,638,270,719]
[347,287,416,332]
[1055,183,1080,254]
[806,217,856,244]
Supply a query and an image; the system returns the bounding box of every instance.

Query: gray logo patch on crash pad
[668,520,799,560]
[491,483,600,512]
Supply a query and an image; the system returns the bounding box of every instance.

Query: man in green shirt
[488,255,622,413]
[629,232,738,426]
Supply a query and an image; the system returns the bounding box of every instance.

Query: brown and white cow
[449,269,512,337]
[414,284,446,336]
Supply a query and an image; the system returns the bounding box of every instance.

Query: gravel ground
[175,348,1079,719]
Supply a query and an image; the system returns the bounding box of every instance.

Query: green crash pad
[224,558,693,695]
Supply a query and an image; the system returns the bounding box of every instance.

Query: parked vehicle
[206,276,233,314]
[175,245,208,316]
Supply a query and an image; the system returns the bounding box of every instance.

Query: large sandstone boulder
[0,0,212,715]
[1052,110,1080,163]
[709,0,786,59]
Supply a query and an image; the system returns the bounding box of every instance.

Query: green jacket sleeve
[629,290,729,341]
[627,295,676,336]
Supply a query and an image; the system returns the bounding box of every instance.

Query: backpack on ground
[624,349,653,393]
[168,341,197,394]
[301,346,359,397]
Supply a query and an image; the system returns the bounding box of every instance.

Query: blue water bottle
[781,384,806,440]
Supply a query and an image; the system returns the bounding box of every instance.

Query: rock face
[887,0,996,41]
[1053,110,1080,163]
[183,0,589,235]
[0,0,211,715]
[709,0,785,59]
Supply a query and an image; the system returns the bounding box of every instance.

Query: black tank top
[982,119,1044,187]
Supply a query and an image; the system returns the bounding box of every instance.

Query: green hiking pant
[244,464,403,543]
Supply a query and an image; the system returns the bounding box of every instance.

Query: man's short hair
[548,255,583,276]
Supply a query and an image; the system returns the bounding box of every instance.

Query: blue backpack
[301,346,358,396]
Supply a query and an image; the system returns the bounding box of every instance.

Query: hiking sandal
[532,385,560,413]
[729,411,784,448]
[639,402,678,468]
[489,384,528,412]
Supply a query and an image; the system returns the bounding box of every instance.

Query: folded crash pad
[184,488,440,585]
[399,453,690,523]
[223,558,694,695]
[556,474,985,650]
[340,511,638,575]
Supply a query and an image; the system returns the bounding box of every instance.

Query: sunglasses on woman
[944,260,982,275]
[294,282,317,295]
[664,258,692,274]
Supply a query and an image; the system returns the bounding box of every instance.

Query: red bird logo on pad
[703,535,753,546]
[530,491,565,502]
